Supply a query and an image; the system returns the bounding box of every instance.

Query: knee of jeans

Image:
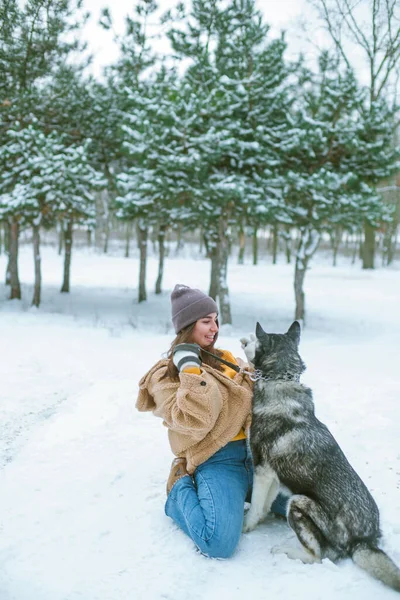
[198,532,240,559]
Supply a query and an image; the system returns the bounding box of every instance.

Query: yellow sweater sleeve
[182,366,202,375]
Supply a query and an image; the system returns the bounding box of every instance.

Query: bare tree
[309,0,400,102]
[308,0,400,268]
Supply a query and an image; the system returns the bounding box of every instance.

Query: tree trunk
[383,202,398,266]
[294,228,321,323]
[351,232,358,265]
[272,224,278,264]
[8,218,21,299]
[87,229,92,247]
[217,216,232,325]
[386,224,398,266]
[58,223,64,256]
[0,222,2,254]
[4,221,11,284]
[199,229,204,255]
[252,226,258,265]
[101,190,110,254]
[175,224,184,255]
[238,224,245,264]
[32,223,41,307]
[203,233,210,258]
[362,221,375,269]
[61,219,73,293]
[283,226,292,264]
[125,222,132,258]
[294,261,307,322]
[155,224,166,294]
[208,244,219,300]
[331,225,342,267]
[137,220,148,303]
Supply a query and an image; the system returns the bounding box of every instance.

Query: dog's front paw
[239,333,257,364]
[242,513,258,533]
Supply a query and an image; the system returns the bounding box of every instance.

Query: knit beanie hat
[171,284,218,333]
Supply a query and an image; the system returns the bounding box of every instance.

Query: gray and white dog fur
[240,321,400,592]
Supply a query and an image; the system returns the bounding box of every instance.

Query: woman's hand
[173,343,202,372]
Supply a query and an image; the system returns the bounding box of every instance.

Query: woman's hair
[163,321,224,380]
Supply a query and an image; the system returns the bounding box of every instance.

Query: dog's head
[242,321,305,378]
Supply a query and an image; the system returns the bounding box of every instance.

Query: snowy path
[0,246,399,599]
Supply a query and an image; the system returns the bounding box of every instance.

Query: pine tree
[117,67,196,301]
[165,0,292,322]
[282,53,397,322]
[0,123,104,305]
[0,0,89,296]
[106,0,167,302]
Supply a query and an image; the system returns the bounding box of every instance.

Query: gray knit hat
[171,284,218,333]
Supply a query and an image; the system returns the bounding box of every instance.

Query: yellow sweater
[183,349,246,442]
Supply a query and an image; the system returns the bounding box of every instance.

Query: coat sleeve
[151,371,224,442]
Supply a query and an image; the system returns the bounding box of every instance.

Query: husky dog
[241,321,400,592]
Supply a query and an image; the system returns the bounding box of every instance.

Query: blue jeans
[165,439,288,559]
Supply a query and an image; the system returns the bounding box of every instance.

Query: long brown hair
[163,321,224,380]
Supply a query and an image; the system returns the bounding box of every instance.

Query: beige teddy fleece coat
[136,359,253,474]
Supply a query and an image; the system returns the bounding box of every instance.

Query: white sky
[81,0,330,77]
[79,0,373,91]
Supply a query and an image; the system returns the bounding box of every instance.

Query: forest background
[0,0,399,323]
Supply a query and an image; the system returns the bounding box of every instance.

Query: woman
[136,284,287,559]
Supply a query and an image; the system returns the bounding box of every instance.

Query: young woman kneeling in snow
[136,284,287,558]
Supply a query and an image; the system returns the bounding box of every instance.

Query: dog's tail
[351,542,400,592]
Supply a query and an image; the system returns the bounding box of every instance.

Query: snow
[0,243,399,600]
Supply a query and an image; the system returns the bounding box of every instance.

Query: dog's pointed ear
[256,322,267,339]
[287,321,301,345]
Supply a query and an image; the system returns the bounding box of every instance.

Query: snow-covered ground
[0,244,399,600]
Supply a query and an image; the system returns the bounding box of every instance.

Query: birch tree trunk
[294,227,321,323]
[217,217,232,324]
[283,226,292,264]
[32,222,41,307]
[155,224,166,294]
[9,218,21,299]
[61,219,73,293]
[137,220,148,303]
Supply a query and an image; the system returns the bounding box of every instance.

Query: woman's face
[190,312,219,348]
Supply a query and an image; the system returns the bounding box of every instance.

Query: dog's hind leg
[243,464,279,533]
[282,495,338,563]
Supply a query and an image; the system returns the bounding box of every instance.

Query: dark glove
[173,343,202,372]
